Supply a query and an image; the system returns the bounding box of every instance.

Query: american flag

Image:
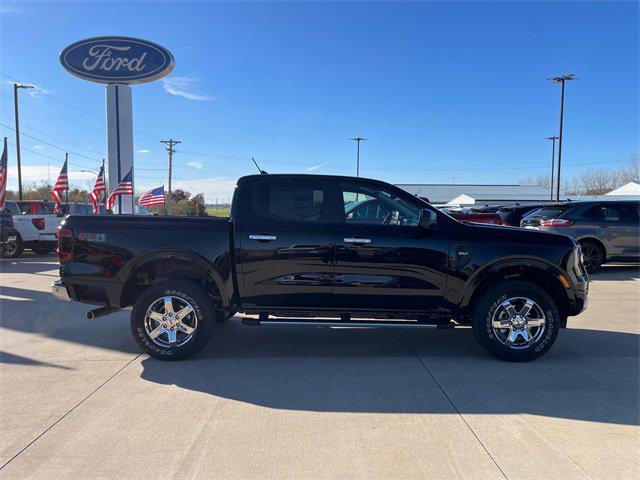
[89,166,107,214]
[51,159,69,213]
[139,185,165,206]
[0,137,7,211]
[107,168,133,211]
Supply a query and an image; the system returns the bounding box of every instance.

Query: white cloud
[137,149,150,154]
[186,160,204,170]
[33,145,44,150]
[161,75,216,101]
[4,80,50,98]
[307,163,328,171]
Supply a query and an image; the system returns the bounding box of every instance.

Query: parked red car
[448,212,502,225]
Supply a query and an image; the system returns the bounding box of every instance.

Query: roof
[605,181,640,196]
[396,183,552,204]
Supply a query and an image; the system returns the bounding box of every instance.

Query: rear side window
[251,181,325,223]
[592,204,640,224]
[523,206,568,220]
[35,203,54,214]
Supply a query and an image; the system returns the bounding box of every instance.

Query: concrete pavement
[1,254,638,479]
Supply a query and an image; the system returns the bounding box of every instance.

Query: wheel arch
[118,250,230,309]
[458,259,574,327]
[577,237,606,258]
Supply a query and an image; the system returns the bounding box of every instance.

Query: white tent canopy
[446,194,476,206]
[606,181,640,196]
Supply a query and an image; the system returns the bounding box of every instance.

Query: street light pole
[13,83,34,200]
[350,137,368,177]
[545,136,559,201]
[548,74,578,202]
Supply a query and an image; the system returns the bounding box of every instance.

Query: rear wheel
[579,240,604,273]
[472,281,560,362]
[131,280,216,360]
[1,233,24,259]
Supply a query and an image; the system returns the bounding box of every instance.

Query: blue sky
[1,1,638,201]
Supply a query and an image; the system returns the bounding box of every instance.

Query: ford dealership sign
[60,36,175,84]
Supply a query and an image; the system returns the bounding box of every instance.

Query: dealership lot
[0,254,638,479]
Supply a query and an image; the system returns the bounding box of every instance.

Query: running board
[241,318,455,329]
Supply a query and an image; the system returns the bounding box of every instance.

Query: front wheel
[131,280,216,360]
[472,281,560,362]
[1,233,24,258]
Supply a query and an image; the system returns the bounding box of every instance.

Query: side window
[251,181,325,223]
[595,205,621,223]
[342,184,421,226]
[17,203,30,214]
[619,204,639,224]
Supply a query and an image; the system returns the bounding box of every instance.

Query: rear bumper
[51,279,70,302]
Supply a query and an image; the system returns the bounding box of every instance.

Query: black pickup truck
[52,174,588,361]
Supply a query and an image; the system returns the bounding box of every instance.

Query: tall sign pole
[60,36,174,213]
[160,139,180,215]
[13,83,34,200]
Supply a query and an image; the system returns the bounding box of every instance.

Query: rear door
[236,177,336,308]
[331,180,449,312]
[593,202,640,259]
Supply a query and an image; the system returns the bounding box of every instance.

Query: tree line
[6,183,208,216]
[520,155,639,196]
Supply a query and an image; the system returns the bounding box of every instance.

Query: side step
[242,317,455,329]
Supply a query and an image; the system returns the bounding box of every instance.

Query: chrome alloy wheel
[491,297,546,349]
[144,296,198,348]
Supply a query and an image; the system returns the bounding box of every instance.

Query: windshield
[523,206,569,220]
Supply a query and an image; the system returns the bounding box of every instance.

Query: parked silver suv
[521,200,640,272]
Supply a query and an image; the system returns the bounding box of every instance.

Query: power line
[0,121,103,162]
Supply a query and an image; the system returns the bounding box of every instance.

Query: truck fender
[117,249,230,308]
[459,256,575,312]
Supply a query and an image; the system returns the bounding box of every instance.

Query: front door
[237,177,336,308]
[331,181,449,312]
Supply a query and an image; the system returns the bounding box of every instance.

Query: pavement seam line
[396,330,509,480]
[0,353,142,471]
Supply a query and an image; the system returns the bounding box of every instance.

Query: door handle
[344,237,372,244]
[249,234,277,241]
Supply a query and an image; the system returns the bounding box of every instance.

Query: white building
[606,181,640,196]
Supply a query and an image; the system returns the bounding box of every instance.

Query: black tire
[1,233,24,259]
[579,240,604,273]
[472,280,560,362]
[31,243,55,255]
[131,280,216,360]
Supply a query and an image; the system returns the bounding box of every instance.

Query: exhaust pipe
[86,306,118,320]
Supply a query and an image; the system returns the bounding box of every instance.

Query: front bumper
[52,280,70,302]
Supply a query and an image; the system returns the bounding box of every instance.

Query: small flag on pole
[0,137,7,211]
[107,168,133,211]
[89,166,107,214]
[51,159,69,214]
[139,186,165,207]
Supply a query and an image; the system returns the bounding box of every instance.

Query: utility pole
[160,139,180,215]
[350,137,367,177]
[545,136,559,201]
[13,83,34,200]
[548,74,579,202]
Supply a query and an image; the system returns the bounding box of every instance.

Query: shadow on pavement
[1,271,638,426]
[589,264,640,281]
[138,321,639,425]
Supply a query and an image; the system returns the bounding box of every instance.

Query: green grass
[206,206,231,217]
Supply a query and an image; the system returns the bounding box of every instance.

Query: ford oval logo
[60,36,175,84]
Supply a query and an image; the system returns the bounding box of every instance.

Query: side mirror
[418,209,437,230]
